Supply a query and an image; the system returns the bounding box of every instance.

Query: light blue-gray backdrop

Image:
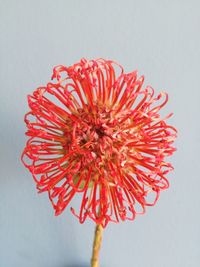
[0,1,199,267]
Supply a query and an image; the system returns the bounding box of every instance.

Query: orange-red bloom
[22,58,177,227]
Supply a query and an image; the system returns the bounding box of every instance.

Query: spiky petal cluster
[22,58,177,227]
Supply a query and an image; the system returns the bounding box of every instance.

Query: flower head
[22,58,177,227]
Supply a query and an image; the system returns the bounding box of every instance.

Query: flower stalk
[91,224,103,267]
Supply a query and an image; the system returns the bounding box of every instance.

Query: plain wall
[0,0,199,267]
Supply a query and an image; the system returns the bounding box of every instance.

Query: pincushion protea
[22,58,177,229]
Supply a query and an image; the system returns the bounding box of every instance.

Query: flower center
[95,126,105,138]
[63,104,134,181]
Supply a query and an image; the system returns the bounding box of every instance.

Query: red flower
[22,58,177,227]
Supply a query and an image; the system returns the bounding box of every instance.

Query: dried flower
[22,58,177,227]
